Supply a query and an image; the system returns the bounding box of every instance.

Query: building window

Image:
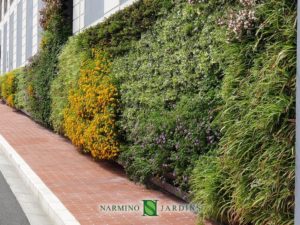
[0,30,2,68]
[84,0,104,27]
[26,0,33,59]
[2,23,7,73]
[0,0,3,21]
[16,1,22,67]
[4,0,7,14]
[9,12,13,70]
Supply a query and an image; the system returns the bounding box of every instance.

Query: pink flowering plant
[220,0,258,41]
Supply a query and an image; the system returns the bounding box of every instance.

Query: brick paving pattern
[0,103,197,225]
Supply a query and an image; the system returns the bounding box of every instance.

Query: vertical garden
[0,0,296,224]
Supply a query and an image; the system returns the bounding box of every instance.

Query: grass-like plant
[192,0,296,224]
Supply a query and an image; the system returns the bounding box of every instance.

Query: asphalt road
[0,172,30,225]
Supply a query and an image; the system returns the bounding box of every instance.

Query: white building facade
[0,0,43,74]
[73,0,135,34]
[0,0,136,75]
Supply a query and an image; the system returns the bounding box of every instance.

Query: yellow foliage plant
[63,50,119,160]
[0,71,17,107]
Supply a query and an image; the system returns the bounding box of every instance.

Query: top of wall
[73,0,137,34]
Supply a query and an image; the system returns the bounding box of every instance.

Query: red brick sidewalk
[0,104,197,225]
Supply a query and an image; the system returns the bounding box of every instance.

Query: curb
[0,135,81,225]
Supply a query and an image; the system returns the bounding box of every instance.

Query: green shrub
[192,0,296,224]
[50,0,174,134]
[78,0,173,56]
[112,1,223,191]
[50,36,88,133]
[0,70,18,107]
[1,0,294,224]
[25,0,71,126]
[14,68,30,111]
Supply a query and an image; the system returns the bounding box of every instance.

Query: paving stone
[0,103,197,225]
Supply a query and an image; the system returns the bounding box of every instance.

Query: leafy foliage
[14,69,30,111]
[50,36,88,133]
[50,0,173,134]
[76,0,173,56]
[112,2,223,191]
[1,0,295,224]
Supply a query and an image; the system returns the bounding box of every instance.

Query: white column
[73,0,85,34]
[32,0,38,55]
[21,0,26,65]
[13,8,17,69]
[37,0,44,47]
[0,28,2,74]
[0,0,3,74]
[6,11,9,72]
[73,0,80,33]
[79,0,85,32]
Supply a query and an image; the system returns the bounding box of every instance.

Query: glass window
[16,1,22,67]
[26,0,33,59]
[4,0,7,14]
[0,0,3,21]
[84,0,104,27]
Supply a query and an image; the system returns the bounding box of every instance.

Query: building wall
[0,0,42,74]
[0,0,137,74]
[73,0,136,34]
